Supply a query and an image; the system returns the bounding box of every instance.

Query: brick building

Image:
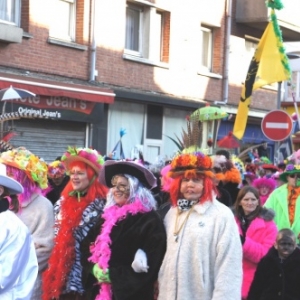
[0,0,299,162]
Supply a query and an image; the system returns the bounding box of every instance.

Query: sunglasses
[289,174,297,178]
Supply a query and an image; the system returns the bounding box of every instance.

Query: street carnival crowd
[2,141,300,300]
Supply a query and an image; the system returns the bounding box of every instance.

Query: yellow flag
[233,19,291,140]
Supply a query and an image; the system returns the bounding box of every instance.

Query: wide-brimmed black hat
[99,160,157,189]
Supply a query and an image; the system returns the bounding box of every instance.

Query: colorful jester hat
[61,146,104,175]
[168,151,214,179]
[0,147,48,189]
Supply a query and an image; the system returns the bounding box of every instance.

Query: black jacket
[248,246,300,300]
[46,176,69,205]
[80,210,166,300]
[218,181,240,205]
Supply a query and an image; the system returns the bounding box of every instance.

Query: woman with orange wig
[157,151,242,300]
[42,147,108,300]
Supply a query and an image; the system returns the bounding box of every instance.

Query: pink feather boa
[89,200,150,300]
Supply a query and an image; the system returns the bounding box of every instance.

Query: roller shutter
[8,119,86,163]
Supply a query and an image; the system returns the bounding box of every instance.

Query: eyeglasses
[289,174,297,178]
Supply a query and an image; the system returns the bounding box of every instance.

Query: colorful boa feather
[89,200,150,300]
[42,195,95,299]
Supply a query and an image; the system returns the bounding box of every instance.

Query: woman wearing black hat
[80,160,166,300]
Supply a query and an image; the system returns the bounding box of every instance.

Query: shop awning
[0,73,115,103]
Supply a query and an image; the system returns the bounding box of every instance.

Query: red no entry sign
[261,110,293,141]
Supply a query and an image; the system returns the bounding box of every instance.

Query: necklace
[173,207,193,242]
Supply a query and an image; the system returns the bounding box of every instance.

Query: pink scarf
[89,201,150,300]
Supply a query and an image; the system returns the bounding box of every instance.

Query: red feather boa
[42,194,95,299]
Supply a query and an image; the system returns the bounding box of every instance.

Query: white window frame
[0,0,21,26]
[200,26,213,72]
[49,0,76,42]
[150,10,163,62]
[125,2,165,63]
[125,4,143,57]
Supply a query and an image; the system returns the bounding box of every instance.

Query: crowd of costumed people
[3,127,300,300]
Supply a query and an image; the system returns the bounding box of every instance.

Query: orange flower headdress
[169,152,214,179]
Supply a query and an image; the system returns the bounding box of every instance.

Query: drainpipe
[89,0,97,82]
[214,0,232,105]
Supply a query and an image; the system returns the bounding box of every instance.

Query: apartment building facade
[0,0,299,162]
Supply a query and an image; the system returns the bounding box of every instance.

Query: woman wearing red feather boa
[42,147,108,300]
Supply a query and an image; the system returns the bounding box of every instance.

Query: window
[107,101,145,159]
[146,105,163,140]
[0,0,21,26]
[151,11,163,62]
[200,26,213,72]
[49,0,76,42]
[125,4,142,55]
[125,2,170,63]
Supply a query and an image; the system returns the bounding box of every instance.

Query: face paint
[275,234,296,259]
[111,175,130,206]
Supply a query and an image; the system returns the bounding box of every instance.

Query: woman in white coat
[0,163,38,300]
[158,152,242,300]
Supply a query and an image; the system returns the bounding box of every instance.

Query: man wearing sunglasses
[265,162,300,244]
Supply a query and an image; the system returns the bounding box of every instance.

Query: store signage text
[18,107,62,118]
[12,95,95,114]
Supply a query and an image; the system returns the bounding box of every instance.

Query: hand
[131,248,149,273]
[92,264,110,283]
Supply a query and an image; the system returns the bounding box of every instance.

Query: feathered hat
[61,146,104,175]
[168,151,214,179]
[0,147,48,189]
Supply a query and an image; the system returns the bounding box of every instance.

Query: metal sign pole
[274,82,282,164]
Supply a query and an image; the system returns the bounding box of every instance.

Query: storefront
[0,73,115,162]
[108,89,206,162]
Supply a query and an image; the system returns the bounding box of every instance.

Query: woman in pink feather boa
[80,160,166,300]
